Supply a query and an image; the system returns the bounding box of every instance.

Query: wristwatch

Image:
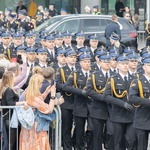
[51,96,56,100]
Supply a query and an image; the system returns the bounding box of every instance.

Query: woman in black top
[0,71,27,150]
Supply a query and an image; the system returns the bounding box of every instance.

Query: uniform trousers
[61,109,74,150]
[135,128,149,150]
[92,118,106,150]
[112,122,137,150]
[74,115,93,150]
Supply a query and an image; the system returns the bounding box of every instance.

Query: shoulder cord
[92,73,105,93]
[60,68,72,96]
[110,77,128,98]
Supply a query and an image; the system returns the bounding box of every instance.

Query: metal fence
[0,105,62,150]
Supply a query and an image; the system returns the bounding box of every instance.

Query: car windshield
[35,15,67,32]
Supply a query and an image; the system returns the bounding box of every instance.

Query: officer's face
[110,59,117,68]
[46,40,55,49]
[143,64,150,74]
[117,61,128,73]
[55,38,63,47]
[13,38,23,46]
[63,36,72,45]
[80,59,91,71]
[1,37,11,46]
[89,39,98,49]
[66,55,77,65]
[100,60,110,71]
[37,53,47,62]
[76,37,85,46]
[25,37,35,45]
[41,39,47,47]
[128,59,138,70]
[57,54,66,66]
[27,53,36,61]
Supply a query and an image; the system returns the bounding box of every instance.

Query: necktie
[42,66,46,68]
[31,64,33,68]
[124,76,128,88]
[85,72,88,80]
[106,72,108,79]
[114,69,116,73]
[71,67,74,72]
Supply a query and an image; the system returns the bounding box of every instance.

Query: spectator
[16,1,27,14]
[28,0,37,18]
[145,21,150,46]
[0,71,27,150]
[7,54,27,87]
[115,0,125,17]
[0,11,4,27]
[92,5,101,15]
[123,12,133,25]
[19,74,63,150]
[60,8,67,15]
[49,4,57,17]
[133,14,140,49]
[37,4,44,14]
[84,5,91,14]
[105,14,121,47]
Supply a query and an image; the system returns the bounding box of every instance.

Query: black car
[35,14,137,47]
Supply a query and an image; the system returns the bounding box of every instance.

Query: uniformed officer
[88,34,99,62]
[129,57,150,150]
[51,47,66,71]
[24,31,39,48]
[45,34,57,65]
[18,10,34,32]
[86,53,111,150]
[103,54,137,150]
[63,31,77,51]
[43,8,50,21]
[90,47,107,72]
[36,48,48,68]
[92,5,101,15]
[108,33,123,55]
[55,49,78,150]
[54,32,64,51]
[11,32,24,50]
[0,31,17,61]
[62,52,93,150]
[36,12,44,27]
[109,51,119,74]
[7,13,18,31]
[75,31,85,50]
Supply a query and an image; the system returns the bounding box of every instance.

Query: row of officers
[4,42,150,150]
[1,28,150,149]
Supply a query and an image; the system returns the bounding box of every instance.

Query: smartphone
[51,79,55,86]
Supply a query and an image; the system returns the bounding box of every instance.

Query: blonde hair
[32,66,43,75]
[0,71,14,97]
[25,74,44,103]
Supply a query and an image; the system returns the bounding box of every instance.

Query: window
[100,19,108,31]
[55,19,79,33]
[83,19,100,32]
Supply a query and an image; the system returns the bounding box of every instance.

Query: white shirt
[82,69,89,77]
[119,72,128,81]
[144,74,150,83]
[68,64,76,71]
[101,69,110,78]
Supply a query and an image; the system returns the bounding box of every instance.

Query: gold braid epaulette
[73,72,78,88]
[110,77,128,98]
[60,68,72,96]
[133,79,144,108]
[132,74,141,107]
[92,73,105,93]
[7,49,11,61]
